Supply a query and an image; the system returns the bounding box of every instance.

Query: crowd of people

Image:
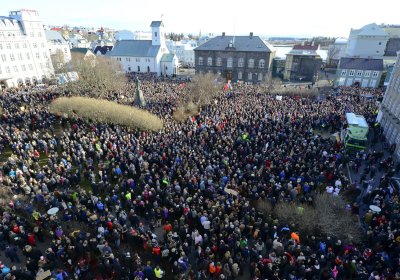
[0,80,399,280]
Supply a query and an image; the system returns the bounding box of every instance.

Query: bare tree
[273,193,362,243]
[173,73,219,122]
[51,49,67,74]
[186,73,219,105]
[327,44,341,67]
[314,193,362,243]
[65,53,127,97]
[263,71,282,93]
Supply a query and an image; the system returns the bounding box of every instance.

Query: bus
[342,113,369,151]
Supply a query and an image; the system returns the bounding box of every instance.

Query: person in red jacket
[28,233,36,247]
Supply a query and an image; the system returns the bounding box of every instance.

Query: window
[5,66,10,73]
[18,53,23,60]
[238,71,242,80]
[15,43,19,49]
[39,63,43,69]
[248,72,252,80]
[137,66,140,72]
[364,71,371,77]
[207,57,212,66]
[370,79,376,87]
[216,57,222,66]
[135,58,140,62]
[147,66,150,72]
[126,58,130,62]
[23,43,27,48]
[38,32,42,37]
[238,58,244,67]
[26,53,30,60]
[372,71,379,78]
[248,59,254,68]
[41,43,45,48]
[259,59,265,68]
[227,57,233,68]
[43,52,47,58]
[13,66,18,72]
[258,73,263,81]
[21,65,26,71]
[0,67,2,74]
[28,64,33,70]
[36,53,40,59]
[128,66,131,72]
[198,57,203,65]
[10,54,15,61]
[6,43,11,49]
[349,70,355,76]
[155,32,157,37]
[341,69,347,76]
[1,54,6,62]
[30,32,34,37]
[0,44,2,49]
[33,43,37,48]
[356,70,363,77]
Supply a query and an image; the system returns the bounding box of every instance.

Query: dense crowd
[0,81,399,280]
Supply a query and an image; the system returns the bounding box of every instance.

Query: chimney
[250,32,253,38]
[222,32,225,37]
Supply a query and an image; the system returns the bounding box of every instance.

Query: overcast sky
[1,0,399,38]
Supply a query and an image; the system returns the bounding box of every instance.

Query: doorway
[226,71,232,82]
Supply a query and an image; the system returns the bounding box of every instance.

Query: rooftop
[150,21,163,28]
[107,40,160,57]
[195,35,273,52]
[346,113,368,128]
[339,57,383,71]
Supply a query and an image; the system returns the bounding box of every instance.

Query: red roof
[51,27,62,31]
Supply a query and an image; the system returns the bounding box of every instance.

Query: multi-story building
[166,39,197,67]
[345,23,389,58]
[45,30,71,71]
[334,23,389,88]
[283,43,322,83]
[335,58,383,88]
[0,9,54,88]
[379,51,400,159]
[194,32,274,83]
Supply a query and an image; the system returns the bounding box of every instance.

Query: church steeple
[150,21,165,46]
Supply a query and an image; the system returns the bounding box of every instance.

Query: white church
[108,21,179,77]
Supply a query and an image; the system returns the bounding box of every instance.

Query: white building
[68,33,91,48]
[345,23,389,58]
[45,30,71,70]
[379,51,400,159]
[0,9,54,88]
[166,40,197,67]
[108,21,179,76]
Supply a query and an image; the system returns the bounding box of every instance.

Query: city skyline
[1,0,399,38]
